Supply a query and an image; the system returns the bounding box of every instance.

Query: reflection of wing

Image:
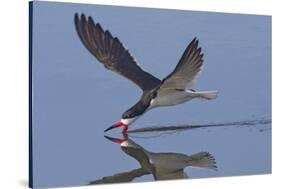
[159,38,203,90]
[88,168,150,184]
[74,13,161,91]
[121,146,152,171]
[148,152,189,180]
[153,168,188,180]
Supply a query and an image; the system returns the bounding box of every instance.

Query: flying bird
[74,13,218,133]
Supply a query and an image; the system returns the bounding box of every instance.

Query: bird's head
[104,111,139,133]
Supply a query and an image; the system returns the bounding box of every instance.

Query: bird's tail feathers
[193,90,218,100]
[186,152,217,171]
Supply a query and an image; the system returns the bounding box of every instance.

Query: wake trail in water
[128,119,271,134]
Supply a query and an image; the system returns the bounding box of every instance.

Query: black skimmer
[74,13,218,133]
[91,134,217,183]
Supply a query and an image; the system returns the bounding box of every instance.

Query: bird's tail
[193,90,218,100]
[186,152,217,170]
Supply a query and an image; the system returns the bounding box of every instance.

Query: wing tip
[88,15,94,24]
[81,13,87,23]
[192,37,199,44]
[74,12,79,24]
[74,13,87,23]
[96,23,104,33]
[74,13,87,19]
[190,37,203,57]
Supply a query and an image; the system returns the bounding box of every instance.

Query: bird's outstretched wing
[74,13,161,92]
[159,38,203,90]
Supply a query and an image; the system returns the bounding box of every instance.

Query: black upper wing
[74,13,160,92]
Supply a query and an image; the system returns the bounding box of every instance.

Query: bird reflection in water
[89,133,217,184]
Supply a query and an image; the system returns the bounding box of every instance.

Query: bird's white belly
[150,90,193,108]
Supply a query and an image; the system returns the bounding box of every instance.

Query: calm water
[31,1,271,188]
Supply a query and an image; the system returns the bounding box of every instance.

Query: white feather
[121,117,138,125]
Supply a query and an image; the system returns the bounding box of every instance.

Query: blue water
[31,1,271,188]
